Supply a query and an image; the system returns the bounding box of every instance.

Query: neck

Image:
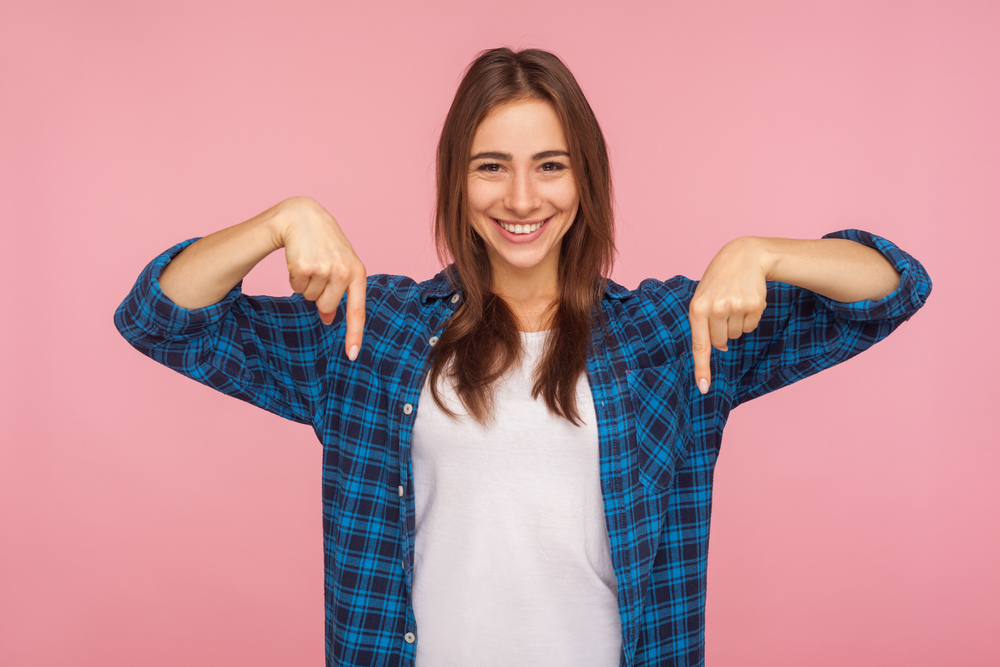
[489,266,560,333]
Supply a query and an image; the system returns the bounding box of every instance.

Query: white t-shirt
[411,330,621,667]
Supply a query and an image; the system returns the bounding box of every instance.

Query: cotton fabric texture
[114,229,932,667]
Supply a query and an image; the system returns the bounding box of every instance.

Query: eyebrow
[469,150,570,162]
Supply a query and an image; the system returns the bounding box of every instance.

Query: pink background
[2,1,997,665]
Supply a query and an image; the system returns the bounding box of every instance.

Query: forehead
[471,98,568,152]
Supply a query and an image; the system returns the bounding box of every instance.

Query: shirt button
[428,336,439,346]
[403,403,413,415]
[404,632,416,644]
[451,294,460,304]
[397,485,404,497]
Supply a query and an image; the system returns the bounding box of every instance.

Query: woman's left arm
[689,236,901,394]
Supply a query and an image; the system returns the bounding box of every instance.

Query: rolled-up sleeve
[726,229,932,406]
[114,239,243,340]
[815,229,932,320]
[114,239,336,425]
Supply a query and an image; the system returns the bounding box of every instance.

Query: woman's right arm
[159,196,368,360]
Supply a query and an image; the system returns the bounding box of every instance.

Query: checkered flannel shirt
[115,229,931,666]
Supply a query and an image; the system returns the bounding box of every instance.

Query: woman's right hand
[159,196,367,362]
[275,197,367,360]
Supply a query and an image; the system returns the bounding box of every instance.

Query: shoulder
[600,275,698,366]
[359,269,459,343]
[604,275,698,323]
[365,273,420,304]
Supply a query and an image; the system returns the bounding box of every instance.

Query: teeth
[499,221,543,234]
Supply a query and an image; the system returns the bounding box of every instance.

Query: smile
[494,218,548,235]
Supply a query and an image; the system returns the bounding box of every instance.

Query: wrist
[731,236,777,281]
[267,197,312,252]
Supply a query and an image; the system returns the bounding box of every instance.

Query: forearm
[755,237,901,303]
[158,201,290,309]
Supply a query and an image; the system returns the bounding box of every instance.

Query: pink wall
[2,1,997,665]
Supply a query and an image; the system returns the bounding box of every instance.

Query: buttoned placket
[390,290,460,659]
[588,297,649,667]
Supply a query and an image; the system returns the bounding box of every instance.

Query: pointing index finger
[690,310,712,395]
[344,272,367,361]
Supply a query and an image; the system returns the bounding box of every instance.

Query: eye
[476,162,502,172]
[540,162,567,172]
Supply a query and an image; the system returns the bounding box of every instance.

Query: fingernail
[698,378,709,395]
[348,345,359,361]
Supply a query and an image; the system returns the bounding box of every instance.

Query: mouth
[492,217,550,242]
[496,219,544,234]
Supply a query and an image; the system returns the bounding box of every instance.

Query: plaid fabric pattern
[115,229,931,667]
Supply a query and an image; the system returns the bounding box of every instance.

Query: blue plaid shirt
[115,229,930,667]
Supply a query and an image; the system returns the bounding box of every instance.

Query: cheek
[466,179,494,215]
[544,175,579,207]
[555,184,580,214]
[465,182,494,238]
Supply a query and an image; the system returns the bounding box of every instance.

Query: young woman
[115,48,931,667]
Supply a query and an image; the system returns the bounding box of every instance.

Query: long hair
[431,47,615,425]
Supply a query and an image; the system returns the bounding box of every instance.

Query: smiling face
[466,97,580,293]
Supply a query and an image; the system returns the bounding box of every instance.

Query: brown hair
[431,47,615,425]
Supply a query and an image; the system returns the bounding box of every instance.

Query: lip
[492,217,550,243]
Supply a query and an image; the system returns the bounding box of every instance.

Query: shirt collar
[602,279,633,300]
[419,267,462,303]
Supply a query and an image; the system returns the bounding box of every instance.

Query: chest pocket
[625,358,694,493]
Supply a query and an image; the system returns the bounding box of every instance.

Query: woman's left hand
[689,235,902,394]
[689,237,768,395]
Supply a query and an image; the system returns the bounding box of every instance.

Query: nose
[503,168,541,218]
